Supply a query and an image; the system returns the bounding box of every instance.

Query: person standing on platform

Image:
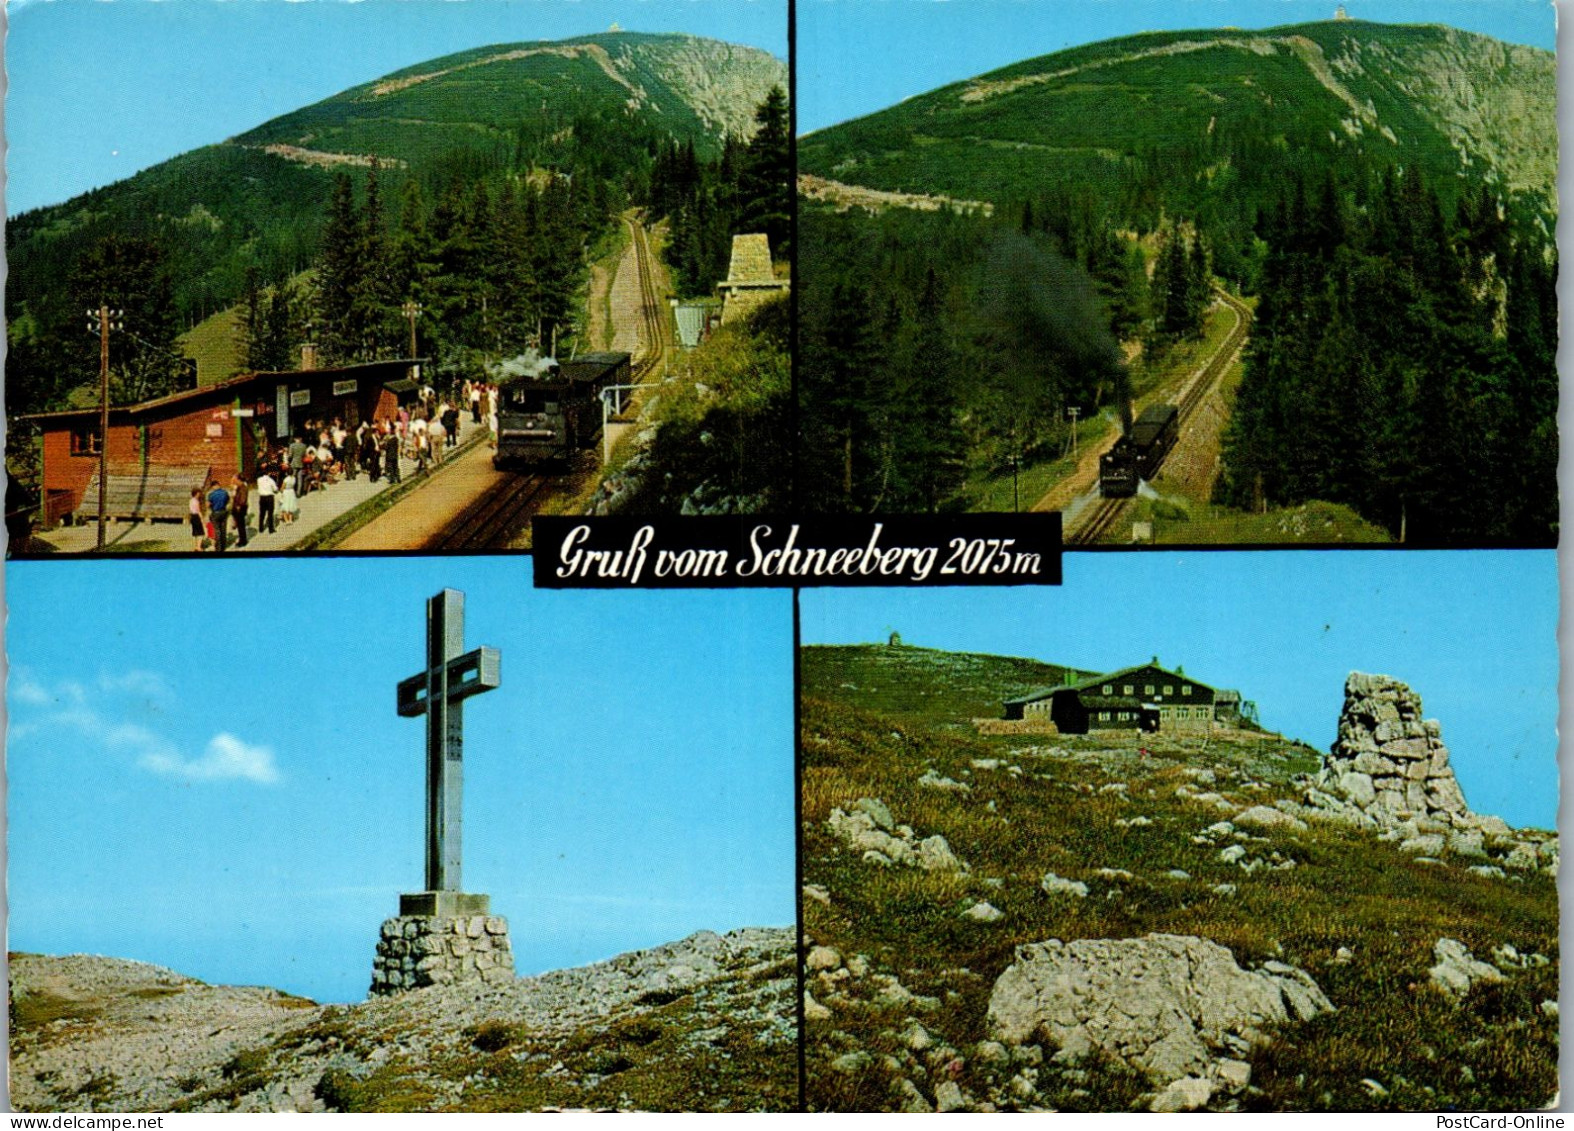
[287,434,307,498]
[428,416,447,464]
[383,428,402,484]
[343,423,359,480]
[470,381,483,425]
[206,479,231,554]
[415,429,431,475]
[189,487,207,552]
[280,474,299,524]
[231,475,251,549]
[362,426,381,482]
[256,469,278,535]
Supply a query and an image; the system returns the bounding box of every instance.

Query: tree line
[1217,168,1557,544]
[798,204,1127,513]
[243,161,599,374]
[648,87,791,295]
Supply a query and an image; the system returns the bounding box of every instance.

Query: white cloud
[96,670,170,699]
[141,733,281,785]
[12,672,280,786]
[11,674,53,706]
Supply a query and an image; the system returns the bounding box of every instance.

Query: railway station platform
[29,416,487,555]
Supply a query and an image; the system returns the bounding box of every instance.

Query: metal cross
[396,589,500,893]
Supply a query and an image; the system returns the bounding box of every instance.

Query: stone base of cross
[370,906,516,995]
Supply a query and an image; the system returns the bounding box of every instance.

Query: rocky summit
[9,927,796,1113]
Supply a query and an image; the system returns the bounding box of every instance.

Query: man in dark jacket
[230,476,251,548]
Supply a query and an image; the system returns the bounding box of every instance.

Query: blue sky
[6,559,794,1004]
[4,0,789,217]
[799,0,1559,134]
[802,551,1560,832]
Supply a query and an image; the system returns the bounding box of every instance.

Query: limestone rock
[1235,805,1307,832]
[1428,938,1503,1000]
[827,805,966,873]
[1312,673,1558,876]
[1039,872,1090,898]
[1150,1075,1213,1112]
[986,934,1334,1085]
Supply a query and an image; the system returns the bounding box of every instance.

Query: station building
[24,358,424,525]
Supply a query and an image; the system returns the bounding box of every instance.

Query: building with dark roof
[1002,659,1227,735]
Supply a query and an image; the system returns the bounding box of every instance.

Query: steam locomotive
[493,351,631,468]
[1099,403,1179,498]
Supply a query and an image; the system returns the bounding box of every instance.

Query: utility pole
[87,305,123,550]
[1066,406,1080,459]
[402,301,423,360]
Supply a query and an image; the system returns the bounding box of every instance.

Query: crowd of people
[187,380,501,552]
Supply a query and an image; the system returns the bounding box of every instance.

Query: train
[492,351,631,468]
[1099,403,1179,498]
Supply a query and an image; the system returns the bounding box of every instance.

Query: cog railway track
[1065,287,1251,545]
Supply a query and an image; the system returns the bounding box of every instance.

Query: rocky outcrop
[1428,938,1504,1000]
[986,934,1334,1085]
[1318,672,1467,820]
[1297,673,1557,875]
[826,798,966,871]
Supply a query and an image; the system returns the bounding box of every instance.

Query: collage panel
[5,559,798,1111]
[798,551,1559,1112]
[2,0,1565,1120]
[796,0,1556,546]
[5,0,789,557]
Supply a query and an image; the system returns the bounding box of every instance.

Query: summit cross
[396,589,500,893]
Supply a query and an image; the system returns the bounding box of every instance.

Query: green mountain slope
[6,33,785,331]
[800,20,1554,236]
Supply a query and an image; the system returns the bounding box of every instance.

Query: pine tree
[316,174,360,365]
[737,86,791,259]
[71,234,184,403]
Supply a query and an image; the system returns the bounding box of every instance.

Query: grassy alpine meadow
[800,645,1558,1112]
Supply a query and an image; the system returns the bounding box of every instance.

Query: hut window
[1182,685,1192,696]
[1145,684,1155,695]
[1102,684,1112,695]
[1123,684,1133,695]
[1164,685,1173,695]
[69,426,102,456]
[1098,712,1110,722]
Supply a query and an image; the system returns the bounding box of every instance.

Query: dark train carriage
[493,351,631,468]
[1100,403,1179,498]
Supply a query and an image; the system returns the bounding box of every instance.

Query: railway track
[626,213,668,387]
[1065,287,1252,545]
[423,470,553,551]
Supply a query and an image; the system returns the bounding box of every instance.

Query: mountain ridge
[9,926,796,1112]
[800,19,1554,231]
[5,30,786,339]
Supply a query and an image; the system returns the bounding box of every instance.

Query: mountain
[6,32,786,330]
[800,645,1557,1111]
[799,21,1555,244]
[9,927,795,1113]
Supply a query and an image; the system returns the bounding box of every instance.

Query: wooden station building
[1002,659,1229,735]
[24,358,425,526]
